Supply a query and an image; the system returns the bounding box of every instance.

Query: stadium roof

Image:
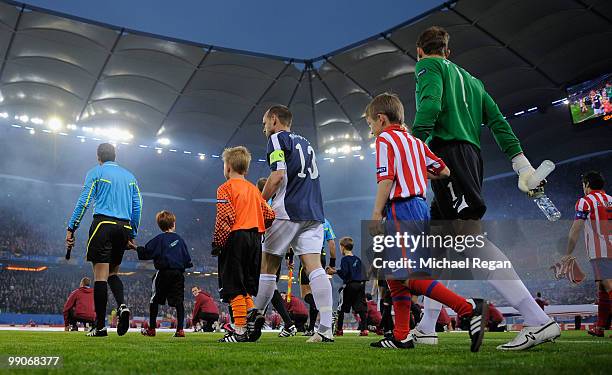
[1,0,610,157]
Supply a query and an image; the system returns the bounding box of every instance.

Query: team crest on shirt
[377,166,387,174]
[417,68,427,77]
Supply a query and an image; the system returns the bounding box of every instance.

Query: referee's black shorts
[338,281,367,313]
[218,229,262,301]
[151,269,185,307]
[429,140,486,220]
[86,214,131,264]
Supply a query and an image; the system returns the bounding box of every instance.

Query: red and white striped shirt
[375,124,446,200]
[575,190,612,259]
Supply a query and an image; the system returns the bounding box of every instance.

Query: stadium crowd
[0,268,220,318]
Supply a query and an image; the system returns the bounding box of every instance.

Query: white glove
[512,153,535,193]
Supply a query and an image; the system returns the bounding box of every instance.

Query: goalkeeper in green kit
[408,26,560,351]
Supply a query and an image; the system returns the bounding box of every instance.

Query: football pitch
[0,331,610,374]
[569,104,595,123]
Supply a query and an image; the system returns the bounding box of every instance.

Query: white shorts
[263,219,323,257]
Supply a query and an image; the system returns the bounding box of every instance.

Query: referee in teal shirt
[66,143,142,337]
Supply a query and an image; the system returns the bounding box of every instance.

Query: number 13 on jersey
[295,143,319,179]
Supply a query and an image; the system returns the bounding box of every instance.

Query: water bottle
[527,160,561,221]
[532,191,561,221]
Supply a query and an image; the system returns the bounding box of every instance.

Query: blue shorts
[591,258,612,281]
[383,197,431,279]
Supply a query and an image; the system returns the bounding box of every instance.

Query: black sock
[228,305,234,324]
[149,303,158,328]
[271,290,293,327]
[304,293,318,330]
[107,275,125,307]
[382,301,394,332]
[337,311,344,331]
[94,281,108,330]
[176,304,185,330]
[358,311,367,331]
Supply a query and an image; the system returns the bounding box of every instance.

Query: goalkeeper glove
[512,153,535,193]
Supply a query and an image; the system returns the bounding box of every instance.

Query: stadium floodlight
[339,144,351,154]
[82,126,93,133]
[330,136,334,141]
[30,117,44,125]
[360,155,365,160]
[66,124,78,130]
[370,142,375,149]
[330,158,335,163]
[94,127,133,141]
[198,153,206,160]
[29,129,35,135]
[156,148,163,154]
[157,137,170,146]
[80,138,85,143]
[0,112,8,118]
[47,117,63,131]
[351,145,361,151]
[18,115,29,123]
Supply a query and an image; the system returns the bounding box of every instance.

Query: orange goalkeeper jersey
[213,178,275,248]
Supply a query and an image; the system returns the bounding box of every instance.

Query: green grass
[569,103,595,123]
[0,330,610,374]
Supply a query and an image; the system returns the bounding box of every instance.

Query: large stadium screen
[566,72,612,125]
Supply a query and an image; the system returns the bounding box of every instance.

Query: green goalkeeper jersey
[412,57,522,160]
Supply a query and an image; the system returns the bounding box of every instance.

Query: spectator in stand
[281,293,309,332]
[535,292,549,311]
[63,277,95,331]
[191,286,219,332]
[487,303,505,332]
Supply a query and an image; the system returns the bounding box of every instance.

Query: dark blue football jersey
[266,130,324,221]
